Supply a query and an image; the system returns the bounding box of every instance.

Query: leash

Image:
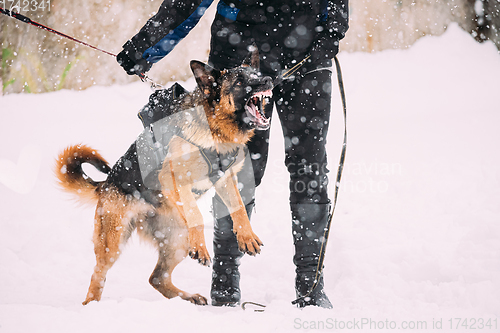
[1,6,162,90]
[241,55,348,311]
[1,7,116,57]
[273,55,311,86]
[290,55,347,307]
[241,301,266,312]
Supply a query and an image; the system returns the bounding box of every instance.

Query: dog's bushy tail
[55,144,111,204]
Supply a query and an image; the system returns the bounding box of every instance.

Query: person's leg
[211,194,254,306]
[210,95,275,306]
[276,68,333,308]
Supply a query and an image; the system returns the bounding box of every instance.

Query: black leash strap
[291,55,347,307]
[240,56,348,311]
[276,55,311,83]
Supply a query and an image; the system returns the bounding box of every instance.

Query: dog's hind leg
[149,249,207,305]
[83,198,129,305]
[147,207,207,305]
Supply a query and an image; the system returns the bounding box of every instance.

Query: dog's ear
[242,44,260,70]
[190,60,221,98]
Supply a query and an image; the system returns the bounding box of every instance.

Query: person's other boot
[291,202,333,309]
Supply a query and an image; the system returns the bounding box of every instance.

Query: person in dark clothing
[117,0,349,308]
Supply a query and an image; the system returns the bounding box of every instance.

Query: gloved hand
[116,41,153,76]
[310,28,340,62]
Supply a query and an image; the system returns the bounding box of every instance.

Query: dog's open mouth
[244,90,272,130]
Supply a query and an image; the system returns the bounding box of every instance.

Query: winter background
[1,22,500,333]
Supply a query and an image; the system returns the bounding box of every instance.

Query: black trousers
[248,66,332,205]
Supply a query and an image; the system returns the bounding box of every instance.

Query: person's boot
[291,202,333,309]
[210,197,254,306]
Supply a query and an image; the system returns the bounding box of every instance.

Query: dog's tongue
[247,102,259,117]
[246,100,269,129]
[245,90,271,130]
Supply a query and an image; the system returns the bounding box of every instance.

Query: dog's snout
[249,75,273,89]
[262,76,273,88]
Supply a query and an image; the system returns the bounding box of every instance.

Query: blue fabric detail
[143,0,215,63]
[216,1,239,21]
[320,0,328,22]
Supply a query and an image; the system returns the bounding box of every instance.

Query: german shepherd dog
[55,49,273,305]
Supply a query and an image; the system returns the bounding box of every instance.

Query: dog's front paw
[188,244,211,266]
[188,226,211,266]
[235,229,263,256]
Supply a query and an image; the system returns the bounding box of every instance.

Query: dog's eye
[235,81,243,86]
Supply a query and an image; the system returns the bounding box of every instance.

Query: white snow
[1,24,499,332]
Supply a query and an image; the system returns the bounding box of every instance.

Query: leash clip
[139,73,165,91]
[272,55,311,87]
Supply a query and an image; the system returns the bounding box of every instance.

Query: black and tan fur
[55,49,273,305]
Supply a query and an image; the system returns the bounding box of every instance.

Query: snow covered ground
[1,24,499,332]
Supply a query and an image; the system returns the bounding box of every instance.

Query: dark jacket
[124,0,348,76]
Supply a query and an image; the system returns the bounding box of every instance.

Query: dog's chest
[164,136,244,195]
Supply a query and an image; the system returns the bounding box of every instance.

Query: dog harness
[136,93,244,195]
[199,146,240,185]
